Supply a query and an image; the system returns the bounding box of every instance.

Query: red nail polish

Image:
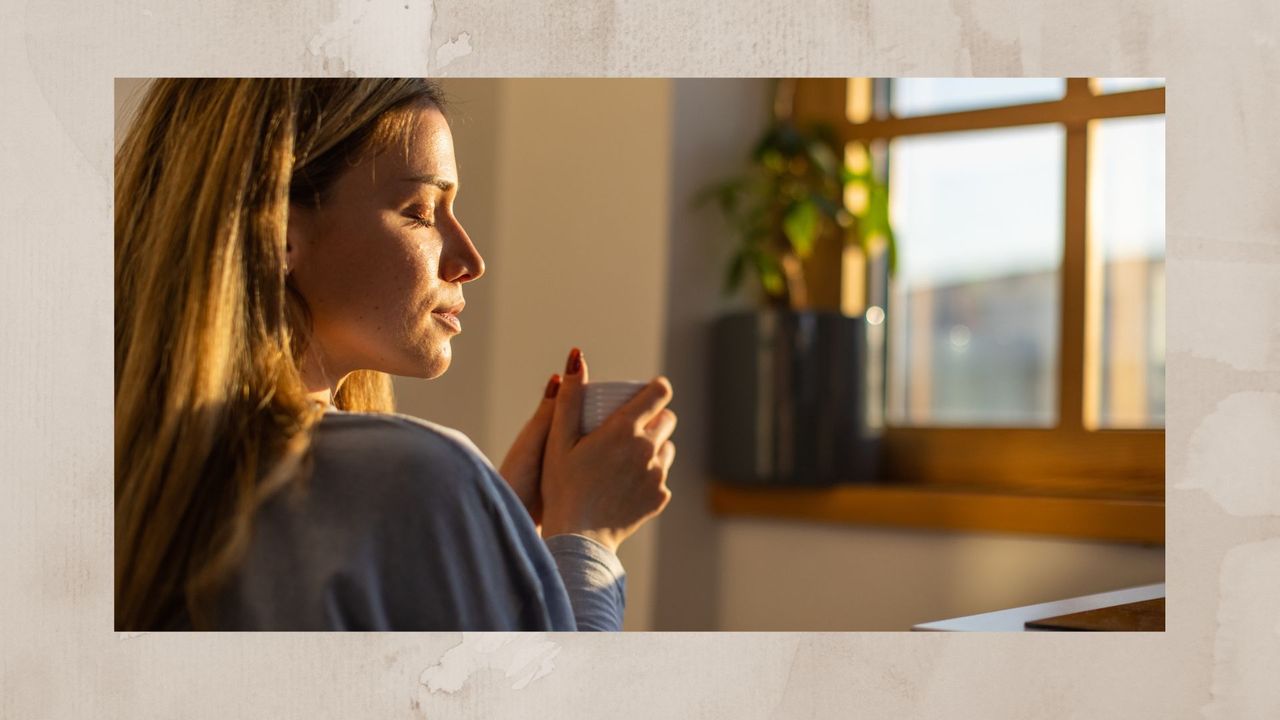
[566,348,582,375]
[544,374,561,399]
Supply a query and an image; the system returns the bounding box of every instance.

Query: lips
[431,300,464,332]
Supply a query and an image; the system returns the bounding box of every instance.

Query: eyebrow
[400,174,456,192]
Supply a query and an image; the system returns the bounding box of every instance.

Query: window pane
[1094,78,1164,94]
[891,78,1065,118]
[1089,115,1165,428]
[887,125,1064,426]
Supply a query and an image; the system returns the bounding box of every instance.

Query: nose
[440,216,485,283]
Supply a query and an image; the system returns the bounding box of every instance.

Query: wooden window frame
[711,78,1165,544]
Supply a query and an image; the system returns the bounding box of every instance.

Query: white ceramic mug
[580,381,648,435]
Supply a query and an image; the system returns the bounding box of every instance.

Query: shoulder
[315,410,491,477]
[308,409,506,517]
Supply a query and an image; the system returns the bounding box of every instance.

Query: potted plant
[698,78,896,486]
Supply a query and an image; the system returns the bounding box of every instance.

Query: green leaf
[782,199,820,258]
[718,184,743,216]
[760,148,786,174]
[753,251,786,299]
[751,124,784,162]
[724,250,747,295]
[867,183,890,235]
[805,139,838,178]
[811,123,839,149]
[775,122,804,156]
[883,224,898,276]
[742,206,771,246]
[841,165,869,184]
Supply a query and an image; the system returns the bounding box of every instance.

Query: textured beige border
[3,0,1276,716]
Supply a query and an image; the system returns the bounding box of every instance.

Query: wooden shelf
[709,482,1164,545]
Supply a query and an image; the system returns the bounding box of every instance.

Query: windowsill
[708,481,1164,545]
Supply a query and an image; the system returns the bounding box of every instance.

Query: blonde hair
[115,78,446,630]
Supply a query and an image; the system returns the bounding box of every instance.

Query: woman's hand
[498,374,562,529]
[539,348,677,555]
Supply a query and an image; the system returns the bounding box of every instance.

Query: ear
[285,204,313,274]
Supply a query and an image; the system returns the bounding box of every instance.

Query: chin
[423,358,451,379]
[383,336,452,380]
[416,343,452,380]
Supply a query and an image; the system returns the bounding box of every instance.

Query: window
[816,78,1164,501]
[1089,114,1166,429]
[887,123,1065,427]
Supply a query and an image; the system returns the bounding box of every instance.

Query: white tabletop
[912,583,1165,632]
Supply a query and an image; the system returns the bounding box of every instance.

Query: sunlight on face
[287,105,485,385]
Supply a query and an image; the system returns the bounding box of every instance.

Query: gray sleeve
[362,441,581,632]
[543,534,627,632]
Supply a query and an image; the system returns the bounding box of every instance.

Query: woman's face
[286,105,484,386]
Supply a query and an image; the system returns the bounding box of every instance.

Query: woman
[115,78,676,631]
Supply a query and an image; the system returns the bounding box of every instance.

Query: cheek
[304,211,447,352]
[360,237,441,329]
[309,224,414,313]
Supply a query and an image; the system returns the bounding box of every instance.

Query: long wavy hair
[115,78,446,630]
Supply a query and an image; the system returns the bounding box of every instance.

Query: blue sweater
[211,408,626,631]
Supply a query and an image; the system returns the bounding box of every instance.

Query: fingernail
[544,374,561,399]
[565,348,582,376]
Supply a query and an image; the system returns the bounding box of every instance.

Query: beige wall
[716,519,1164,630]
[649,79,771,630]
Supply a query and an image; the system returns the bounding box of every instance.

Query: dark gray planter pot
[709,309,881,486]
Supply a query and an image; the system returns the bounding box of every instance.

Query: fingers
[643,407,678,446]
[514,374,559,443]
[543,373,563,401]
[529,373,559,430]
[548,347,589,453]
[498,373,561,486]
[616,376,674,430]
[656,440,676,473]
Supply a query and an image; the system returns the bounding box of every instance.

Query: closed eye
[406,212,435,229]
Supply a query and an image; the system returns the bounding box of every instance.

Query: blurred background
[116,78,1166,631]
